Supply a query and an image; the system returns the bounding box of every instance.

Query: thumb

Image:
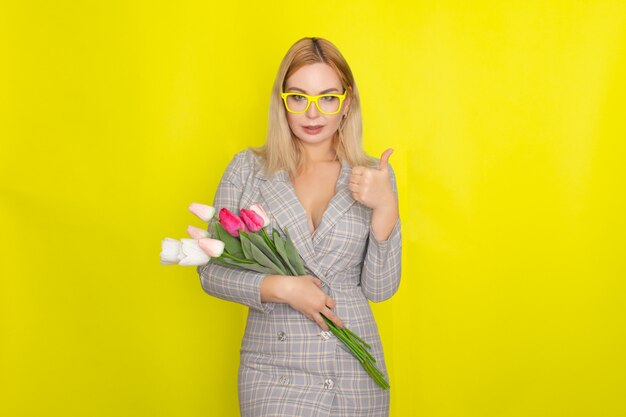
[378,148,394,171]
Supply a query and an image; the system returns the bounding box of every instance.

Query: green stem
[342,330,376,362]
[220,252,256,264]
[261,228,276,251]
[323,317,368,363]
[346,335,376,363]
[343,327,372,350]
[327,322,376,363]
[321,316,390,390]
[364,361,390,389]
[337,331,368,363]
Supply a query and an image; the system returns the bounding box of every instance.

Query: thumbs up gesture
[348,148,397,210]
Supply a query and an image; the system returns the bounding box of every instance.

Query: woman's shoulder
[235,147,262,163]
[223,147,265,184]
[233,147,264,172]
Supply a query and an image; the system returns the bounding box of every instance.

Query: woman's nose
[306,100,321,118]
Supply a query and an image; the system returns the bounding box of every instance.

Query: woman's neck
[300,143,337,166]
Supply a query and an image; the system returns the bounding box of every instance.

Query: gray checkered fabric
[197,149,402,417]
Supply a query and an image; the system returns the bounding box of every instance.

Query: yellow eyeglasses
[281,90,347,115]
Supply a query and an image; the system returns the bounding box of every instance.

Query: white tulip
[160,237,183,265]
[160,237,210,266]
[178,238,211,266]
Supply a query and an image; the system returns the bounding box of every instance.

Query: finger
[325,296,336,309]
[351,166,365,176]
[322,308,344,329]
[348,182,358,192]
[379,148,394,171]
[349,174,360,185]
[314,313,329,331]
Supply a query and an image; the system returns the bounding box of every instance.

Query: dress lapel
[259,170,321,278]
[257,159,356,281]
[311,160,356,245]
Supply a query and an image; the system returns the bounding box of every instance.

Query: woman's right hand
[261,275,344,331]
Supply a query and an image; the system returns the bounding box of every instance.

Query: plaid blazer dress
[197,148,402,417]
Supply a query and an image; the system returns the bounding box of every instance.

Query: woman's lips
[303,125,324,134]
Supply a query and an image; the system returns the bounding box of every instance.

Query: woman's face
[283,62,350,149]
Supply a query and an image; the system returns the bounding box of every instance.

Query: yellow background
[1,1,625,416]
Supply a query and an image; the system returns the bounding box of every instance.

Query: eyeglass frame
[280,90,348,115]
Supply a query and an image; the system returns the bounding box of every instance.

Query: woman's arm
[360,164,402,302]
[196,153,276,314]
[197,151,345,329]
[261,274,344,331]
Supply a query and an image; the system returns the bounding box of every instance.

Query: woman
[198,37,402,417]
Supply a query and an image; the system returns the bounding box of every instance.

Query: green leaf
[211,256,276,274]
[238,232,255,261]
[246,240,285,275]
[247,232,288,275]
[214,223,244,259]
[283,226,306,275]
[273,233,298,275]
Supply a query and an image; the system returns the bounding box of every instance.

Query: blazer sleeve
[196,152,276,314]
[360,163,402,302]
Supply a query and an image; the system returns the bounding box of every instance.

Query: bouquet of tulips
[161,202,390,390]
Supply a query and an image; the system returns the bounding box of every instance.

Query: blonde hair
[250,37,377,177]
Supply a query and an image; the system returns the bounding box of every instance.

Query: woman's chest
[291,166,341,234]
[237,169,371,272]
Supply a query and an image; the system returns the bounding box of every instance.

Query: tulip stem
[343,327,372,350]
[220,252,256,264]
[261,228,276,251]
[321,314,390,390]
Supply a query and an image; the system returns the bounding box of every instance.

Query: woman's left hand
[348,148,396,210]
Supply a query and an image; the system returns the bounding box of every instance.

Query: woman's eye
[321,96,338,102]
[293,95,306,101]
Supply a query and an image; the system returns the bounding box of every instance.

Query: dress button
[277,331,287,341]
[320,331,331,340]
[278,376,289,385]
[323,378,334,390]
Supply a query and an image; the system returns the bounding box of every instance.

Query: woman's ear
[343,91,351,118]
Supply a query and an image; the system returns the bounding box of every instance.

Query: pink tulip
[240,208,264,232]
[198,238,225,257]
[218,207,248,237]
[187,225,210,239]
[188,203,216,222]
[248,203,270,227]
